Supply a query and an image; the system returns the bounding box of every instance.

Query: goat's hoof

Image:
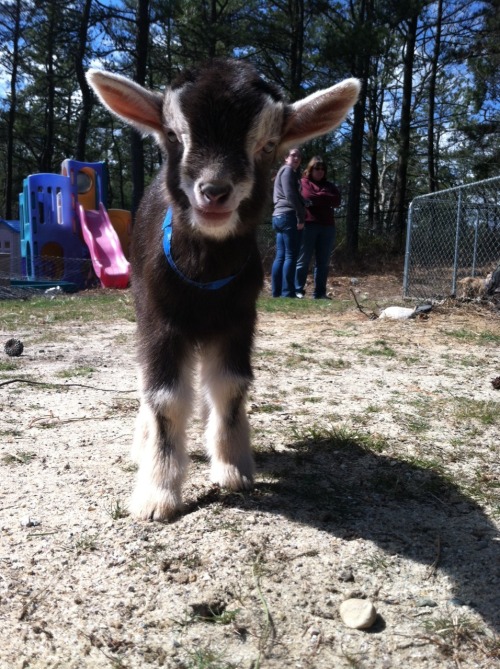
[129,486,182,522]
[211,463,254,491]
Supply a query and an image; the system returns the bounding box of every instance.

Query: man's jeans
[271,213,301,297]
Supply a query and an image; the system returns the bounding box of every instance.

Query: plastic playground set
[0,160,131,292]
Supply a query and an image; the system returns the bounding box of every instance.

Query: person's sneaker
[295,291,305,299]
[314,294,332,300]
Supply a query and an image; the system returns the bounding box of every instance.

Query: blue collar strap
[162,207,243,290]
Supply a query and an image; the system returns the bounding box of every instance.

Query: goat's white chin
[192,208,238,238]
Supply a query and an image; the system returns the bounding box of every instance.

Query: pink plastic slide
[79,203,130,289]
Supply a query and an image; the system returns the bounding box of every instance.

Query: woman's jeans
[271,213,301,297]
[295,224,336,298]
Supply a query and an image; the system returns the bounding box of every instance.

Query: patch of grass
[401,355,421,365]
[478,331,500,345]
[466,468,500,507]
[290,423,389,454]
[256,348,278,359]
[0,428,23,438]
[360,552,389,571]
[290,342,314,354]
[444,328,500,345]
[57,366,95,378]
[405,456,445,472]
[0,292,135,329]
[0,360,20,372]
[444,328,477,342]
[332,328,358,337]
[404,414,430,434]
[458,354,488,368]
[184,647,236,669]
[421,612,486,660]
[454,398,500,425]
[252,402,284,413]
[283,352,312,367]
[360,339,396,358]
[2,450,36,465]
[105,498,129,520]
[257,295,348,314]
[321,357,351,369]
[74,532,99,553]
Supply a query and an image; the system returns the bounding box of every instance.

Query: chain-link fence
[403,176,500,299]
[0,255,100,299]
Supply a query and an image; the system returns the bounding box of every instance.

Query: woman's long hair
[303,156,327,180]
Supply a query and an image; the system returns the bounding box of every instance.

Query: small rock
[338,569,354,582]
[415,598,437,608]
[350,278,359,285]
[339,598,377,630]
[20,516,41,528]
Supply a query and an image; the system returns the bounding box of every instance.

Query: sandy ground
[1,276,499,669]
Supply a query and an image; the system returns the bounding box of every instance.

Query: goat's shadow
[188,434,500,633]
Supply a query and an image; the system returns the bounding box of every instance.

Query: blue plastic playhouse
[19,172,90,288]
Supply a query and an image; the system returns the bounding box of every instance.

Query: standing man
[271,148,306,298]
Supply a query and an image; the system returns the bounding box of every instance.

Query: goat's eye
[166,130,179,143]
[262,140,277,154]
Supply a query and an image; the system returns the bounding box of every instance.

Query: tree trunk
[289,0,305,100]
[75,0,94,161]
[39,3,56,172]
[389,9,419,251]
[427,0,443,192]
[345,0,371,258]
[346,79,367,257]
[4,0,21,219]
[131,0,150,215]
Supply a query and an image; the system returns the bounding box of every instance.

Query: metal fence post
[403,199,415,297]
[451,188,462,297]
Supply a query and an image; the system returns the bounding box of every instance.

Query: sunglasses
[289,153,301,158]
[312,164,325,170]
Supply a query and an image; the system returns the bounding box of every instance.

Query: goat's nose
[199,181,232,204]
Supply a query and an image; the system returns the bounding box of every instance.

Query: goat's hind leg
[129,360,193,521]
[200,344,255,491]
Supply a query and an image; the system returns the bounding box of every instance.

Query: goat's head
[87,59,360,239]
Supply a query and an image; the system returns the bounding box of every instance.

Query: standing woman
[295,156,341,299]
[271,148,306,298]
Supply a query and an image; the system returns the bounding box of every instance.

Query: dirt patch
[1,288,499,668]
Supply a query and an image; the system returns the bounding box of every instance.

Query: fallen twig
[0,378,136,393]
[425,534,441,579]
[350,289,378,320]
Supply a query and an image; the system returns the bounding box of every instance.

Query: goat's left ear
[280,78,361,149]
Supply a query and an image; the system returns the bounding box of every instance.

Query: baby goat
[87,59,359,521]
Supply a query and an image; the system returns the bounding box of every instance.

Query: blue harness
[162,207,244,290]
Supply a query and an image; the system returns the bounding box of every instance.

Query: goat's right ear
[87,69,164,138]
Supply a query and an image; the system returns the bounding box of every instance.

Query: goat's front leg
[129,354,194,521]
[200,341,255,490]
